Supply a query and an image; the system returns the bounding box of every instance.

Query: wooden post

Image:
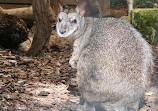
[128,0,133,15]
[80,0,110,17]
[98,0,110,17]
[0,6,33,20]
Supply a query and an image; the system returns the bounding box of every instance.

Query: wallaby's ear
[76,0,87,16]
[59,4,63,12]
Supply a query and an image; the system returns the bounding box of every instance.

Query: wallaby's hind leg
[126,100,140,111]
[95,105,132,111]
[64,101,96,111]
[96,105,127,111]
[83,102,96,111]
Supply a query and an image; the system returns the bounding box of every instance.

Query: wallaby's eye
[58,18,62,22]
[71,19,77,24]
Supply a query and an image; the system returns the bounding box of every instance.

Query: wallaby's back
[76,17,153,108]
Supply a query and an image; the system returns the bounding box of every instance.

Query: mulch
[0,43,157,111]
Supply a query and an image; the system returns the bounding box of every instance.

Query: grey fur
[56,4,154,111]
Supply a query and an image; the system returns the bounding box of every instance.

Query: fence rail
[0,0,32,4]
[0,0,76,5]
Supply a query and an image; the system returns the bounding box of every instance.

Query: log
[0,0,59,21]
[0,6,34,20]
[0,0,32,4]
[0,4,57,28]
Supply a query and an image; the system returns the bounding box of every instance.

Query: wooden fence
[0,0,76,5]
[0,0,32,4]
[0,0,76,9]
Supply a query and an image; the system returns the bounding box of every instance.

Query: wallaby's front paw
[69,59,77,69]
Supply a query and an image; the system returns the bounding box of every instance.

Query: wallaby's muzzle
[59,29,66,34]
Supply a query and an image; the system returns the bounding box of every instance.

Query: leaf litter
[0,43,158,111]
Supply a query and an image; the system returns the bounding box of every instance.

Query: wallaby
[56,1,154,111]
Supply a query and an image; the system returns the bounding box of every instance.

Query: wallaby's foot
[97,100,140,111]
[63,101,96,111]
[63,101,84,111]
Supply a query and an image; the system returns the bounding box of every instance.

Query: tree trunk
[27,0,55,56]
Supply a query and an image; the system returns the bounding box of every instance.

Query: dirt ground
[0,39,78,111]
[111,6,128,17]
[0,5,158,111]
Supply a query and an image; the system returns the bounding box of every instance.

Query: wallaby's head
[56,1,86,38]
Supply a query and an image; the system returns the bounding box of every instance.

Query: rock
[38,91,50,96]
[2,93,17,100]
[55,67,61,75]
[15,104,27,110]
[8,60,17,65]
[153,3,158,8]
[0,14,29,49]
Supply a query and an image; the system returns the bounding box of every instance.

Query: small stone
[3,61,12,66]
[55,67,61,75]
[145,92,153,96]
[56,61,61,66]
[15,104,27,110]
[38,91,50,96]
[18,79,26,84]
[20,56,34,62]
[2,93,17,100]
[8,60,17,65]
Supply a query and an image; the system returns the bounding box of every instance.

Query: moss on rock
[131,8,158,44]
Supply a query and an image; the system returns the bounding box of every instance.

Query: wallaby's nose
[59,29,66,34]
